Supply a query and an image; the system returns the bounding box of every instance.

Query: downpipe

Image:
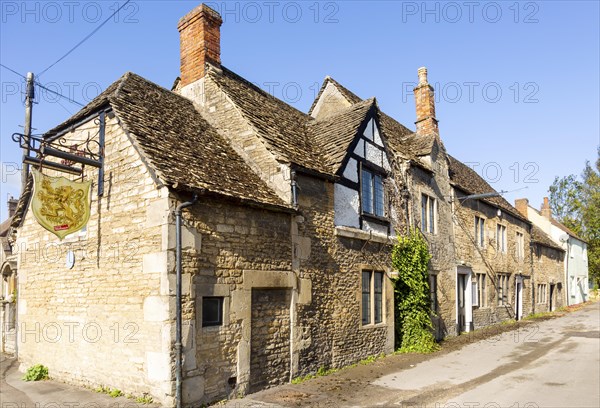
[174,194,198,408]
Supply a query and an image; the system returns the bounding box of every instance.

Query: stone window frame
[360,268,386,328]
[497,273,510,306]
[420,193,437,234]
[537,283,548,304]
[429,273,438,314]
[472,273,487,308]
[515,231,525,261]
[474,216,486,248]
[197,283,231,332]
[496,223,507,254]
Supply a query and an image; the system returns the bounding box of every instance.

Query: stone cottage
[515,197,588,306]
[9,3,555,406]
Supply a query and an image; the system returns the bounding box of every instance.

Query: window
[202,297,224,327]
[361,168,385,217]
[475,216,485,247]
[496,224,507,253]
[429,274,438,313]
[421,194,436,233]
[537,284,547,303]
[473,273,487,307]
[362,270,384,325]
[516,232,524,261]
[497,274,510,306]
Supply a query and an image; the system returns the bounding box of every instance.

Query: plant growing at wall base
[22,364,49,381]
[391,228,439,353]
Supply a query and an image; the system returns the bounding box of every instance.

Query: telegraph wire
[1,63,85,107]
[38,0,132,77]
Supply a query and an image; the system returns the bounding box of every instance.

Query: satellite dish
[559,234,569,242]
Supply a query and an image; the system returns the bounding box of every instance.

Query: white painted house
[515,197,589,305]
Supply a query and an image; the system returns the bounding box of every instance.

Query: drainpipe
[174,194,198,408]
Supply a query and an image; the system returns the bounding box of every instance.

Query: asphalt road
[231,302,600,408]
[375,302,600,408]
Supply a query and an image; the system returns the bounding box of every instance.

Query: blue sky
[1,0,599,220]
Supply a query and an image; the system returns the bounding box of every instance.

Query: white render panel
[383,154,391,171]
[353,140,365,158]
[334,183,360,228]
[343,158,359,182]
[374,122,383,147]
[366,143,383,167]
[364,119,374,140]
[363,219,388,235]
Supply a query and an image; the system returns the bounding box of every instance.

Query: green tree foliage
[391,228,439,353]
[549,147,600,284]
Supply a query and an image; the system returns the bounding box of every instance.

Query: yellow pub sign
[31,169,92,240]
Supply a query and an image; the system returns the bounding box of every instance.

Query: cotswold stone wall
[409,152,456,339]
[293,174,394,374]
[453,191,533,329]
[181,198,293,404]
[15,116,175,406]
[533,245,565,312]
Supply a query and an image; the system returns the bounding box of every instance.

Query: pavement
[0,353,159,407]
[1,302,598,408]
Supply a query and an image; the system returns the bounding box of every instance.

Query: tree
[549,147,600,285]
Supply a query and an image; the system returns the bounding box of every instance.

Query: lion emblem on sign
[31,168,92,240]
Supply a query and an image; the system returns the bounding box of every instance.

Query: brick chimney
[414,67,438,136]
[7,196,18,218]
[178,4,222,87]
[514,198,529,218]
[541,197,552,219]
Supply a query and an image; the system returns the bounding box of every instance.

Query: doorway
[456,267,473,334]
[515,276,523,320]
[549,284,555,311]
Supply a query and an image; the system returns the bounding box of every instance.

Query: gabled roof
[307,98,376,173]
[531,225,565,252]
[308,76,362,115]
[42,72,289,210]
[207,66,330,175]
[309,77,414,159]
[448,155,529,223]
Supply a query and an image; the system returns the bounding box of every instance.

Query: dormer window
[361,167,385,217]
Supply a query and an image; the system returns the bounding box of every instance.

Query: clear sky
[1,0,599,220]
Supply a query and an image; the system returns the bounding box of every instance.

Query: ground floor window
[473,273,487,307]
[362,270,384,325]
[537,284,547,303]
[202,296,224,327]
[497,273,510,306]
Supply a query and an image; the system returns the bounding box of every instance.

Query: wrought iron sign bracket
[12,110,107,197]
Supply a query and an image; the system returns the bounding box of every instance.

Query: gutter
[174,194,198,408]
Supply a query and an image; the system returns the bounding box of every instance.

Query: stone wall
[533,245,565,312]
[15,115,175,406]
[453,189,532,331]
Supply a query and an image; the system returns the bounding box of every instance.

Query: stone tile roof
[0,218,11,237]
[208,66,330,175]
[396,132,437,157]
[531,225,564,252]
[307,98,376,173]
[308,77,414,159]
[448,155,529,223]
[43,72,288,210]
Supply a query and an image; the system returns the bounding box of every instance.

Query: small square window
[202,297,223,327]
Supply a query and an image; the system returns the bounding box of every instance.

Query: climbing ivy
[391,228,439,353]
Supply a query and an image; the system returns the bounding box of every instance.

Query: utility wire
[1,63,86,107]
[38,0,131,77]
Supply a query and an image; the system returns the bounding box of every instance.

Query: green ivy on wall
[391,228,439,353]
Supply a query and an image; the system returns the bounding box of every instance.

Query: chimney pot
[7,196,18,218]
[418,67,428,85]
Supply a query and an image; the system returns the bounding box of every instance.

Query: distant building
[515,197,589,305]
[0,195,19,354]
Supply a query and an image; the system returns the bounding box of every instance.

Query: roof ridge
[309,97,376,125]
